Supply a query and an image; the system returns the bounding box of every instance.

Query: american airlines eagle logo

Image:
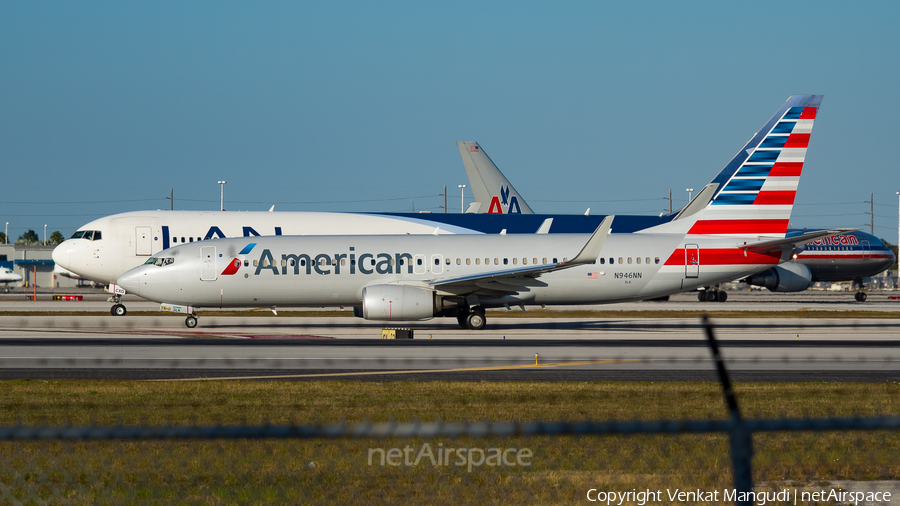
[488,185,522,214]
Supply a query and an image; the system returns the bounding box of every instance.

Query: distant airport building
[0,244,83,289]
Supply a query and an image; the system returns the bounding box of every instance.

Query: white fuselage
[117,231,785,312]
[51,211,474,286]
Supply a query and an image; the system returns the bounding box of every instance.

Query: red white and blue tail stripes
[689,95,822,237]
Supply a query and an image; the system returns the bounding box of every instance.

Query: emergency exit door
[684,244,700,278]
[200,246,217,281]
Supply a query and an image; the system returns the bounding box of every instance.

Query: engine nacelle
[745,263,813,292]
[361,284,436,321]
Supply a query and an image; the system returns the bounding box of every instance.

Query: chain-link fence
[1,316,899,505]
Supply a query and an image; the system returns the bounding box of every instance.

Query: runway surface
[1,307,898,381]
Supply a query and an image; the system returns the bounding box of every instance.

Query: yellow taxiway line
[155,358,644,382]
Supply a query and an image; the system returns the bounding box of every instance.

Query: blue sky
[2,2,899,242]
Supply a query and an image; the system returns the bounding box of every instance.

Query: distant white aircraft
[0,267,23,292]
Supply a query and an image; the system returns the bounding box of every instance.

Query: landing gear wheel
[465,310,486,331]
[698,291,706,302]
[457,313,468,329]
[855,292,867,302]
[110,304,127,316]
[716,291,728,302]
[185,316,198,328]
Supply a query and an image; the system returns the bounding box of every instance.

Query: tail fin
[674,95,823,237]
[457,141,534,214]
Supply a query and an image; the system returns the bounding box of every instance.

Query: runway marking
[152,359,645,382]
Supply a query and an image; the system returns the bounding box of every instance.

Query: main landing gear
[456,307,486,330]
[698,288,728,303]
[852,277,868,302]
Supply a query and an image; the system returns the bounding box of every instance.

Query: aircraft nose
[51,242,72,269]
[116,268,142,297]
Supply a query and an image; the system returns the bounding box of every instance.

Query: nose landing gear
[110,304,127,316]
[185,315,199,328]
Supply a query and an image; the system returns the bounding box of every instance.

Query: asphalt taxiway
[0,309,898,381]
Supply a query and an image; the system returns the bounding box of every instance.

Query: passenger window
[253,260,258,267]
[434,258,440,266]
[618,257,624,264]
[341,259,346,266]
[466,258,471,265]
[636,257,641,264]
[645,257,650,264]
[457,258,461,265]
[244,260,249,267]
[522,258,527,265]
[181,237,186,243]
[542,258,547,264]
[627,257,632,264]
[333,259,339,266]
[417,258,423,266]
[494,258,499,265]
[655,257,660,264]
[504,258,509,265]
[301,259,307,266]
[446,258,451,265]
[485,258,490,265]
[281,259,287,267]
[552,258,558,263]
[564,258,568,262]
[600,258,605,264]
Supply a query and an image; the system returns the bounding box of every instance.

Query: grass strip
[0,381,898,504]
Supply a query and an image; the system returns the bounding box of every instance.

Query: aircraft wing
[427,216,613,294]
[738,228,859,254]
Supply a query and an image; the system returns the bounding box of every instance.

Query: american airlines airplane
[0,267,23,292]
[55,94,844,315]
[117,95,842,329]
[458,141,895,302]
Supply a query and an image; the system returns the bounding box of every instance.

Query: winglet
[536,218,553,234]
[569,215,614,265]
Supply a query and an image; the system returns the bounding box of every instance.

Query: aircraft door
[684,244,700,278]
[862,240,871,259]
[413,254,426,275]
[135,227,152,256]
[200,246,217,281]
[431,254,443,274]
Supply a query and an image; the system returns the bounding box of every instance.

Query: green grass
[0,381,899,504]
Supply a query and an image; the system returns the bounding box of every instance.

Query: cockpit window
[71,230,102,241]
[144,257,174,267]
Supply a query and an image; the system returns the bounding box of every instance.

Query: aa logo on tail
[488,185,522,214]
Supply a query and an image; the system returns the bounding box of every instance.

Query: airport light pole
[459,184,467,213]
[218,181,227,211]
[43,224,47,245]
[4,222,7,244]
[686,188,694,202]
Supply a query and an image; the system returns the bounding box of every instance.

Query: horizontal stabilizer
[739,229,858,254]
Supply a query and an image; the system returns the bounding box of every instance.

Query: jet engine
[744,263,813,292]
[361,284,436,321]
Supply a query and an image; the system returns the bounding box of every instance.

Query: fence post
[702,315,753,505]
